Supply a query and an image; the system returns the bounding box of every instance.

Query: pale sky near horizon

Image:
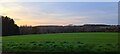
[0,2,118,26]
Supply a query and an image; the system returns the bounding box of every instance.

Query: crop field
[2,32,119,52]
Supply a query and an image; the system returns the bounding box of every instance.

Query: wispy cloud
[0,2,118,26]
[0,0,119,2]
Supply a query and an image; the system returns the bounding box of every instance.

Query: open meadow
[2,32,119,52]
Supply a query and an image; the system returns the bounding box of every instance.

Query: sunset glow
[0,2,118,26]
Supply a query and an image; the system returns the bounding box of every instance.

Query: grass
[2,32,119,52]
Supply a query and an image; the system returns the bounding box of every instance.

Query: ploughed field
[2,32,119,52]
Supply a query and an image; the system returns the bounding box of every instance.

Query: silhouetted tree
[1,16,20,36]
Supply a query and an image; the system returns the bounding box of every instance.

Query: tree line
[1,16,119,36]
[19,25,119,35]
[1,16,19,36]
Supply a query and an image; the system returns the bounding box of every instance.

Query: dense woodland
[20,24,119,35]
[1,16,19,36]
[1,16,119,36]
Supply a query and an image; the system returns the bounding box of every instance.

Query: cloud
[0,0,119,2]
[0,2,117,26]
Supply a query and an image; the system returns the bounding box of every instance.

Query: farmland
[2,32,119,52]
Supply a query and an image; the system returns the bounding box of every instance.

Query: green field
[2,32,119,52]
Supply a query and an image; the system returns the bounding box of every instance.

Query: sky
[0,2,118,26]
[0,0,119,2]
